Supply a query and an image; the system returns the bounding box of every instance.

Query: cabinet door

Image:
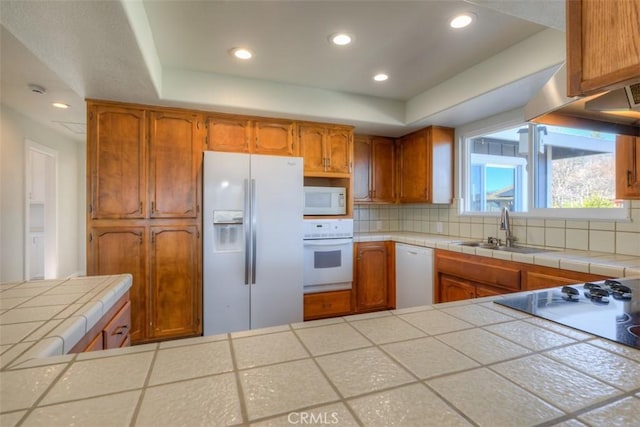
[149,111,203,218]
[439,275,476,303]
[355,242,389,311]
[253,120,295,156]
[87,227,147,343]
[325,128,352,174]
[475,285,505,298]
[207,116,251,153]
[353,136,372,201]
[371,137,396,202]
[616,135,640,199]
[88,105,146,219]
[566,0,640,96]
[299,125,326,174]
[149,226,201,339]
[398,131,429,203]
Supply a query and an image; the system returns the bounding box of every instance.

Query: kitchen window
[462,121,629,220]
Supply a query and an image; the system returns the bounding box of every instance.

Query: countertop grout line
[288,322,366,426]
[14,352,79,426]
[128,342,160,427]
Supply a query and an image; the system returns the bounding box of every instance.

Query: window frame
[459,117,631,221]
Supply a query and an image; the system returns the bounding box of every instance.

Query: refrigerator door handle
[251,179,257,284]
[244,179,250,285]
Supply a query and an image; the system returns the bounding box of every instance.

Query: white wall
[0,104,85,282]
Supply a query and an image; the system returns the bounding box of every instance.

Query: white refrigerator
[203,151,304,335]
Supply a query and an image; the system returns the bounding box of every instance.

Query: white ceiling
[0,0,567,141]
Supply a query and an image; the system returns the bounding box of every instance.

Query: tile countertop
[1,296,640,426]
[355,232,640,278]
[0,275,132,369]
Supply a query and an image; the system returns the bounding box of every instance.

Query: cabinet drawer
[304,290,352,320]
[104,301,131,349]
[84,332,104,352]
[436,253,521,291]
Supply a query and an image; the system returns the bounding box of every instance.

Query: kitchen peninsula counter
[1,293,639,426]
[355,232,640,278]
[0,275,132,369]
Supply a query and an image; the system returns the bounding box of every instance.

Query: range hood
[525,63,640,131]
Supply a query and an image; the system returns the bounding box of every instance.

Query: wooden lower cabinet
[304,290,352,320]
[439,275,476,302]
[435,249,609,303]
[523,267,608,291]
[354,241,395,312]
[88,224,201,344]
[70,293,131,353]
[149,226,201,339]
[87,227,147,342]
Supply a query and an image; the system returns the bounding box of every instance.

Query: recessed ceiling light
[229,47,253,60]
[329,33,352,46]
[450,13,475,29]
[373,73,388,82]
[52,102,70,109]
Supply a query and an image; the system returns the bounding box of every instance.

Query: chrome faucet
[500,207,513,247]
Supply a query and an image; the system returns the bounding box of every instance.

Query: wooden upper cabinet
[371,137,395,202]
[207,116,251,153]
[299,125,326,173]
[299,124,353,176]
[354,135,395,203]
[87,226,147,343]
[398,126,453,204]
[325,127,352,174]
[566,0,640,96]
[88,104,146,219]
[616,135,640,199]
[149,225,201,339]
[253,120,296,156]
[353,136,372,201]
[207,116,295,156]
[148,111,204,218]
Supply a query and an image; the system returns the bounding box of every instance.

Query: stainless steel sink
[456,241,550,254]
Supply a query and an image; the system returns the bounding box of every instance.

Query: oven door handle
[303,238,353,246]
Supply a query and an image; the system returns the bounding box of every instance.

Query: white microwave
[303,186,346,215]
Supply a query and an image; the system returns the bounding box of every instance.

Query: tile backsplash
[354,200,640,256]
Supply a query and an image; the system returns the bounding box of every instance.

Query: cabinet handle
[628,170,633,186]
[151,201,155,213]
[139,201,143,214]
[112,325,129,336]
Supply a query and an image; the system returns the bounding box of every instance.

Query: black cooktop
[495,278,640,349]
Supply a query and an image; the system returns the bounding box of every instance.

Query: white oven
[303,219,353,294]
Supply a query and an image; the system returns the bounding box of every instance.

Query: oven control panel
[303,219,353,239]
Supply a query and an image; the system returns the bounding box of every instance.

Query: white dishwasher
[395,243,434,309]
